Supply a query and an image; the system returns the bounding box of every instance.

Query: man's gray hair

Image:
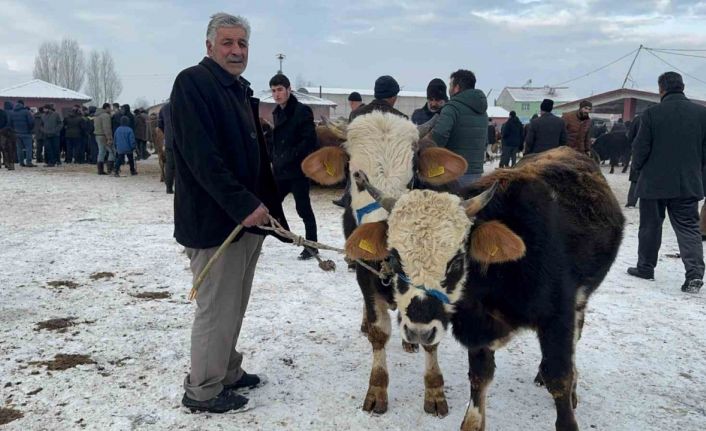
[207,13,250,43]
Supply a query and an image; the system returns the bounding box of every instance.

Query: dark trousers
[45,136,60,165]
[499,145,518,167]
[66,137,84,163]
[87,136,98,163]
[638,197,704,280]
[35,137,45,162]
[627,181,638,206]
[115,152,136,173]
[136,139,148,159]
[276,177,318,242]
[165,147,175,190]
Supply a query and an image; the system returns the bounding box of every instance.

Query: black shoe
[702,235,706,242]
[681,279,703,294]
[627,267,654,280]
[625,204,636,208]
[182,388,249,413]
[166,187,174,194]
[25,163,37,167]
[223,372,265,391]
[332,198,346,208]
[130,171,138,176]
[298,248,319,261]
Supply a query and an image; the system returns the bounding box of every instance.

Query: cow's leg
[360,306,369,334]
[402,340,419,353]
[571,300,587,409]
[537,317,579,431]
[362,293,391,414]
[423,344,448,417]
[461,348,495,431]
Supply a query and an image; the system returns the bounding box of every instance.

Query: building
[487,106,511,126]
[258,90,337,123]
[554,88,659,121]
[495,86,577,122]
[303,87,427,119]
[0,79,91,117]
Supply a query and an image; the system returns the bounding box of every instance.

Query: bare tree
[33,38,85,91]
[134,97,150,109]
[85,50,123,104]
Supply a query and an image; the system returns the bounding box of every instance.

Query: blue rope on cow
[397,274,451,304]
[356,201,382,224]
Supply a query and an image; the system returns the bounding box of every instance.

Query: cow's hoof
[556,419,579,431]
[534,370,544,387]
[460,405,483,431]
[360,321,369,334]
[424,389,448,417]
[362,386,388,414]
[571,389,578,409]
[402,341,418,353]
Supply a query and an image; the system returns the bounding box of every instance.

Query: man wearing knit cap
[349,75,407,121]
[347,92,365,121]
[412,78,448,125]
[562,99,593,153]
[525,98,567,154]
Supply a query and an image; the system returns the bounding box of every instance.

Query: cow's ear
[301,146,348,185]
[470,221,525,264]
[417,147,468,185]
[345,221,390,261]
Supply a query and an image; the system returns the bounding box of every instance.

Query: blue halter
[397,274,451,304]
[356,201,382,224]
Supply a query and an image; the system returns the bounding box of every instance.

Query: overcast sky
[1,0,706,106]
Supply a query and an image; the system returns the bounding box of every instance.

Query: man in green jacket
[431,69,488,187]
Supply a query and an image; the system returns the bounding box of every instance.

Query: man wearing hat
[562,100,593,153]
[347,92,365,121]
[524,98,567,154]
[411,78,447,125]
[349,75,407,121]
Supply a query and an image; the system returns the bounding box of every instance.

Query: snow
[1,159,705,431]
[258,90,338,106]
[303,87,427,99]
[0,79,91,101]
[502,87,577,103]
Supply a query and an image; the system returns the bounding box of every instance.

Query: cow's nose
[404,325,437,345]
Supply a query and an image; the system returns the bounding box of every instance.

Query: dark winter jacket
[170,56,288,248]
[270,94,317,180]
[8,103,34,135]
[111,111,122,134]
[33,112,44,138]
[411,103,437,125]
[524,112,567,154]
[113,125,136,154]
[501,116,523,148]
[158,102,174,150]
[42,111,62,137]
[63,111,85,139]
[632,92,706,200]
[350,99,408,121]
[134,112,148,141]
[0,109,8,129]
[431,89,489,175]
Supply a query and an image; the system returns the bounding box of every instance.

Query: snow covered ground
[1,159,705,431]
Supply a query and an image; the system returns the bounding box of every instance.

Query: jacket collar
[199,56,253,96]
[661,91,687,103]
[274,94,298,116]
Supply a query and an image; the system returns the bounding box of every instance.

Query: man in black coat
[158,102,176,194]
[524,99,567,154]
[269,73,319,260]
[170,13,289,413]
[411,78,447,125]
[499,111,523,167]
[627,72,706,294]
[625,114,642,207]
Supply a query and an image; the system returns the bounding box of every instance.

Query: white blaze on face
[345,111,418,224]
[387,190,471,342]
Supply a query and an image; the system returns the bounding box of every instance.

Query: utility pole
[276,53,286,74]
[622,45,643,88]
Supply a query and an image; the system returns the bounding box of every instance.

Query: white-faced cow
[302,111,467,415]
[351,147,625,431]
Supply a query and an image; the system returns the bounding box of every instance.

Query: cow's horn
[461,181,499,217]
[352,170,397,212]
[417,113,439,138]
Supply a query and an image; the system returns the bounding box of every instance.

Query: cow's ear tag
[323,161,335,177]
[427,165,445,178]
[359,239,375,254]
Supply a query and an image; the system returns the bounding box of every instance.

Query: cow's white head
[350,172,527,346]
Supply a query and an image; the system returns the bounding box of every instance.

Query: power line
[550,48,639,86]
[644,49,706,86]
[646,48,706,60]
[646,47,706,52]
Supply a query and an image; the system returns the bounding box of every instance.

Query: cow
[0,127,17,170]
[592,131,630,174]
[349,147,625,431]
[315,116,348,148]
[301,111,466,416]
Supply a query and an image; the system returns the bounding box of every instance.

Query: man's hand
[242,204,269,227]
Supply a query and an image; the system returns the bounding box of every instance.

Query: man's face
[448,79,460,97]
[271,85,291,107]
[207,26,249,77]
[349,101,362,111]
[579,106,592,119]
[428,98,445,112]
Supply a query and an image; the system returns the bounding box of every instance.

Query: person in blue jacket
[113,116,137,176]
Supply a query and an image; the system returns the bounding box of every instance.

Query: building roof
[501,86,577,102]
[0,79,91,101]
[487,106,510,118]
[259,90,337,106]
[303,87,427,98]
[554,88,662,112]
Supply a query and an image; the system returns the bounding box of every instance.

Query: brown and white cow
[302,111,466,416]
[349,147,625,430]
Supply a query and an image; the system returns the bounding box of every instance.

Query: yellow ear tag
[323,161,336,177]
[489,245,499,257]
[359,239,376,254]
[427,165,445,178]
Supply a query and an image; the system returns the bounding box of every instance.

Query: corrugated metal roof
[488,106,510,118]
[303,87,427,98]
[0,79,91,101]
[258,90,337,106]
[502,86,576,102]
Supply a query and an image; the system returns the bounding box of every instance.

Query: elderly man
[627,72,706,294]
[562,100,592,154]
[347,91,364,121]
[411,78,447,125]
[171,12,288,413]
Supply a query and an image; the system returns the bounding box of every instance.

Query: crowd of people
[0,100,160,176]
